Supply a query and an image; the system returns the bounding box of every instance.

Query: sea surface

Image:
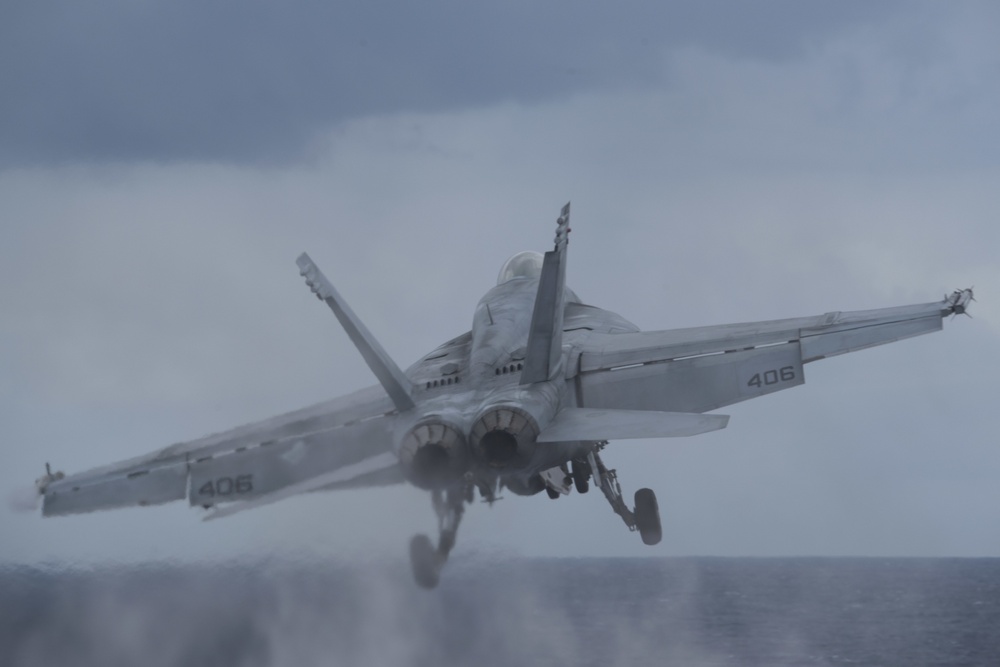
[2,557,998,667]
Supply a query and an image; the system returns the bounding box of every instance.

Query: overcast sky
[2,1,998,566]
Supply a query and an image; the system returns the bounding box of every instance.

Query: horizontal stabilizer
[536,408,729,442]
[203,451,399,521]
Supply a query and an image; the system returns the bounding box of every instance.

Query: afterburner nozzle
[469,405,541,470]
[398,420,469,490]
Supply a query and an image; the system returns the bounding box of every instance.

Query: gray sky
[2,0,900,167]
[2,1,998,565]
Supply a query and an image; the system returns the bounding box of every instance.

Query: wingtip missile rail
[36,462,64,495]
[944,288,975,317]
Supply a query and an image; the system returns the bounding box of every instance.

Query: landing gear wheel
[572,460,590,494]
[409,534,441,589]
[545,487,560,500]
[410,487,467,588]
[634,488,662,546]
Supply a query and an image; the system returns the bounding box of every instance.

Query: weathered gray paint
[36,209,971,555]
[578,343,805,414]
[522,202,571,384]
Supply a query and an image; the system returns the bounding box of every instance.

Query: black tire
[634,488,662,546]
[409,534,440,589]
[546,486,560,500]
[572,460,590,494]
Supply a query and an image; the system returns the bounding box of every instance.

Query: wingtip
[944,287,974,316]
[295,252,313,273]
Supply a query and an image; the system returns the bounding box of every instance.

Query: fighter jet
[30,204,974,587]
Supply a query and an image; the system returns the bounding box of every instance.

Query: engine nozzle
[469,405,540,470]
[398,421,469,490]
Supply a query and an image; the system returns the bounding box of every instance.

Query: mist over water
[2,557,999,667]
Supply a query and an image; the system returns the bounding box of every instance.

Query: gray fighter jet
[31,204,974,587]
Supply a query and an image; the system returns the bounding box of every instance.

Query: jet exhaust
[468,382,562,470]
[398,421,468,490]
[469,405,540,469]
[480,430,519,464]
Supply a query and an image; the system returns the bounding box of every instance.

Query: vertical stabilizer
[297,253,416,411]
[521,203,571,384]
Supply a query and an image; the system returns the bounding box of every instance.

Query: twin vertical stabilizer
[521,202,571,384]
[297,202,571,398]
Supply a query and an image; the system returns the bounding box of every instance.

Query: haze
[2,0,997,565]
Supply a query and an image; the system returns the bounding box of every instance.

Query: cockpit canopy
[497,251,544,285]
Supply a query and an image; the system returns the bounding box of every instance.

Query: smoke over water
[6,487,41,514]
[2,557,998,666]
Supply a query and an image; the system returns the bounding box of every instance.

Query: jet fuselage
[400,273,589,495]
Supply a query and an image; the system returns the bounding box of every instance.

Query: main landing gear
[409,486,467,589]
[408,448,662,587]
[582,448,662,546]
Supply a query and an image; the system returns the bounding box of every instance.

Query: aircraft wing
[575,292,970,415]
[40,384,404,517]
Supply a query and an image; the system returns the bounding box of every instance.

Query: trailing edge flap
[203,451,399,521]
[297,253,415,412]
[536,408,730,442]
[521,202,571,384]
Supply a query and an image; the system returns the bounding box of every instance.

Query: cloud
[1,0,903,168]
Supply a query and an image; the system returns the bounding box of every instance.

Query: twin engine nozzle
[398,384,560,490]
[397,405,545,490]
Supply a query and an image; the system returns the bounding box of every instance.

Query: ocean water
[2,557,998,667]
